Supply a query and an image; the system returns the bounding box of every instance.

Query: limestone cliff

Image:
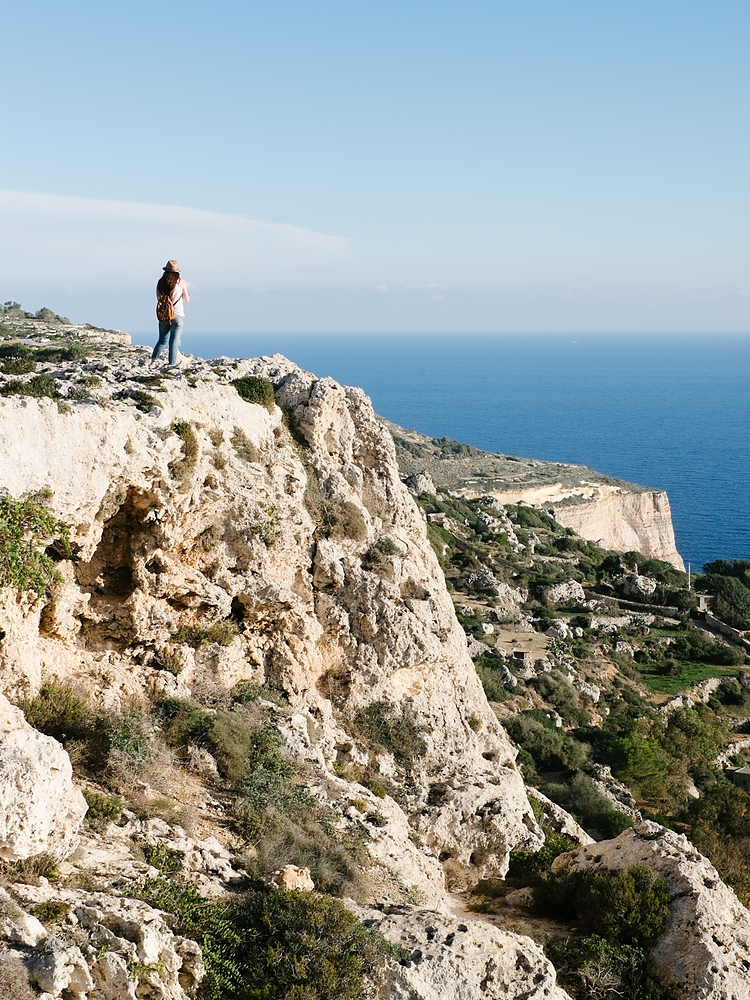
[388,422,685,570]
[0,341,542,887]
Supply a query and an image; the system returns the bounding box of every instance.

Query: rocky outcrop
[552,821,750,999]
[351,903,572,1000]
[0,341,540,892]
[0,693,87,861]
[8,881,204,1000]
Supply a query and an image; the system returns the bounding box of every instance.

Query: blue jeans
[152,316,184,365]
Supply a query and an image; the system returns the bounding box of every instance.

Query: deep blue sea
[134,331,750,572]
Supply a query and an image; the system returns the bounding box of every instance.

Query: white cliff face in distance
[388,422,685,570]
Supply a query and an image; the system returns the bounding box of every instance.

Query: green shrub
[107,709,155,771]
[83,790,124,831]
[534,864,670,949]
[232,375,276,409]
[24,684,154,777]
[504,714,590,773]
[507,825,578,886]
[23,682,94,744]
[133,879,385,1000]
[0,853,59,885]
[683,781,750,905]
[0,343,33,360]
[251,504,282,545]
[173,620,239,647]
[0,374,57,399]
[542,772,633,840]
[530,670,589,727]
[548,934,676,1000]
[474,655,508,702]
[0,491,70,595]
[169,421,199,480]
[143,843,184,874]
[35,343,87,362]
[353,700,427,769]
[113,388,157,412]
[1,356,35,374]
[699,573,750,629]
[30,900,70,924]
[230,426,259,463]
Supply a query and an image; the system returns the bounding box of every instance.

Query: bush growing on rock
[534,863,670,949]
[0,491,70,596]
[548,935,677,1000]
[134,878,385,1000]
[232,375,275,409]
[168,420,199,480]
[353,700,427,769]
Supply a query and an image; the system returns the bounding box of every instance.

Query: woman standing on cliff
[151,260,190,367]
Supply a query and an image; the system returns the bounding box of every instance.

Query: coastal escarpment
[388,422,685,569]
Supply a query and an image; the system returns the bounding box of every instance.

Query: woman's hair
[156,271,180,296]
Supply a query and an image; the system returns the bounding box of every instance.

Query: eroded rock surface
[351,902,571,1000]
[0,339,540,893]
[552,821,750,999]
[0,693,87,861]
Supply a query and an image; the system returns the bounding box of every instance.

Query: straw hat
[163,260,181,273]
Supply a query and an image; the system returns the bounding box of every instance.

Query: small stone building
[729,766,750,790]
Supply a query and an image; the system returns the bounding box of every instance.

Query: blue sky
[1,1,748,332]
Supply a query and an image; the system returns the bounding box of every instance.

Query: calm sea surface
[135,331,750,571]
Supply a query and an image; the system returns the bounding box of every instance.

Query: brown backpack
[156,292,175,323]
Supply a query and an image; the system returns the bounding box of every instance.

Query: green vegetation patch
[232,375,276,409]
[30,900,70,924]
[353,699,427,769]
[83,790,124,832]
[0,490,70,595]
[132,878,387,1000]
[0,374,58,399]
[535,863,670,949]
[113,388,157,412]
[230,426,259,463]
[169,421,199,480]
[173,620,239,647]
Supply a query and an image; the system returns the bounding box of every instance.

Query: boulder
[541,581,585,606]
[403,471,436,496]
[264,865,315,891]
[622,573,658,598]
[350,903,571,999]
[552,821,750,999]
[0,694,87,861]
[575,680,601,704]
[545,622,570,640]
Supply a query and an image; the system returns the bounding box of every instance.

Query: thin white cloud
[0,191,352,291]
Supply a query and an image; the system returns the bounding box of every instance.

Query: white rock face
[541,581,585,606]
[551,489,685,570]
[10,883,204,1000]
[351,903,572,1000]
[552,822,750,999]
[0,344,541,892]
[0,694,87,861]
